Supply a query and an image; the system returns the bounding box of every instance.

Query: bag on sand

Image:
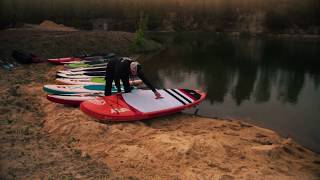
[12,50,44,64]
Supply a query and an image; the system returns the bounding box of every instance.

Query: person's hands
[154,91,163,99]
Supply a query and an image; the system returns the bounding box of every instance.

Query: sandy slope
[0,64,132,179]
[41,100,320,179]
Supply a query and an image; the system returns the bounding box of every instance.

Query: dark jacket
[105,57,156,93]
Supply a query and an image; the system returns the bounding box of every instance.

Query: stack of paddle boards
[47,53,116,64]
[45,54,206,121]
[45,54,142,106]
[44,81,142,106]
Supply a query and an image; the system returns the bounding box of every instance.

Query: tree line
[1,0,319,33]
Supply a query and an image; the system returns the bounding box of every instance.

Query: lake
[142,32,320,153]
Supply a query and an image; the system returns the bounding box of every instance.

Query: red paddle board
[80,89,206,121]
[47,93,101,106]
[47,57,81,64]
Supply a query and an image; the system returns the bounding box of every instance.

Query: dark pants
[104,74,132,96]
[121,75,131,93]
[104,59,132,96]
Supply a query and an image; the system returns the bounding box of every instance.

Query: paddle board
[58,70,105,75]
[47,93,101,106]
[58,66,105,73]
[55,78,142,86]
[61,60,85,64]
[47,57,81,64]
[43,84,123,94]
[80,89,206,121]
[57,73,105,79]
[64,62,107,69]
[61,58,106,64]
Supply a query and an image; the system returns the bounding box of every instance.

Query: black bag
[12,50,43,64]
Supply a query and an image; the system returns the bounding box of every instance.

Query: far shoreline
[146,30,320,39]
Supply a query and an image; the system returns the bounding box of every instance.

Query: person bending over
[104,57,162,98]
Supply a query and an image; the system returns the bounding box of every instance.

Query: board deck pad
[80,89,206,121]
[122,89,193,113]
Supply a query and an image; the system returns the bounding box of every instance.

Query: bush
[130,14,148,52]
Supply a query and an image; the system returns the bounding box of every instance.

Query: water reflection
[144,33,320,105]
[142,33,320,152]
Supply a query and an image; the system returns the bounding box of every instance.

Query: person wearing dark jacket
[104,57,162,98]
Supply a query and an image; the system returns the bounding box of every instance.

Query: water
[142,32,320,153]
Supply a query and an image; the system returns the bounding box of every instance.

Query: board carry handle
[154,91,164,99]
